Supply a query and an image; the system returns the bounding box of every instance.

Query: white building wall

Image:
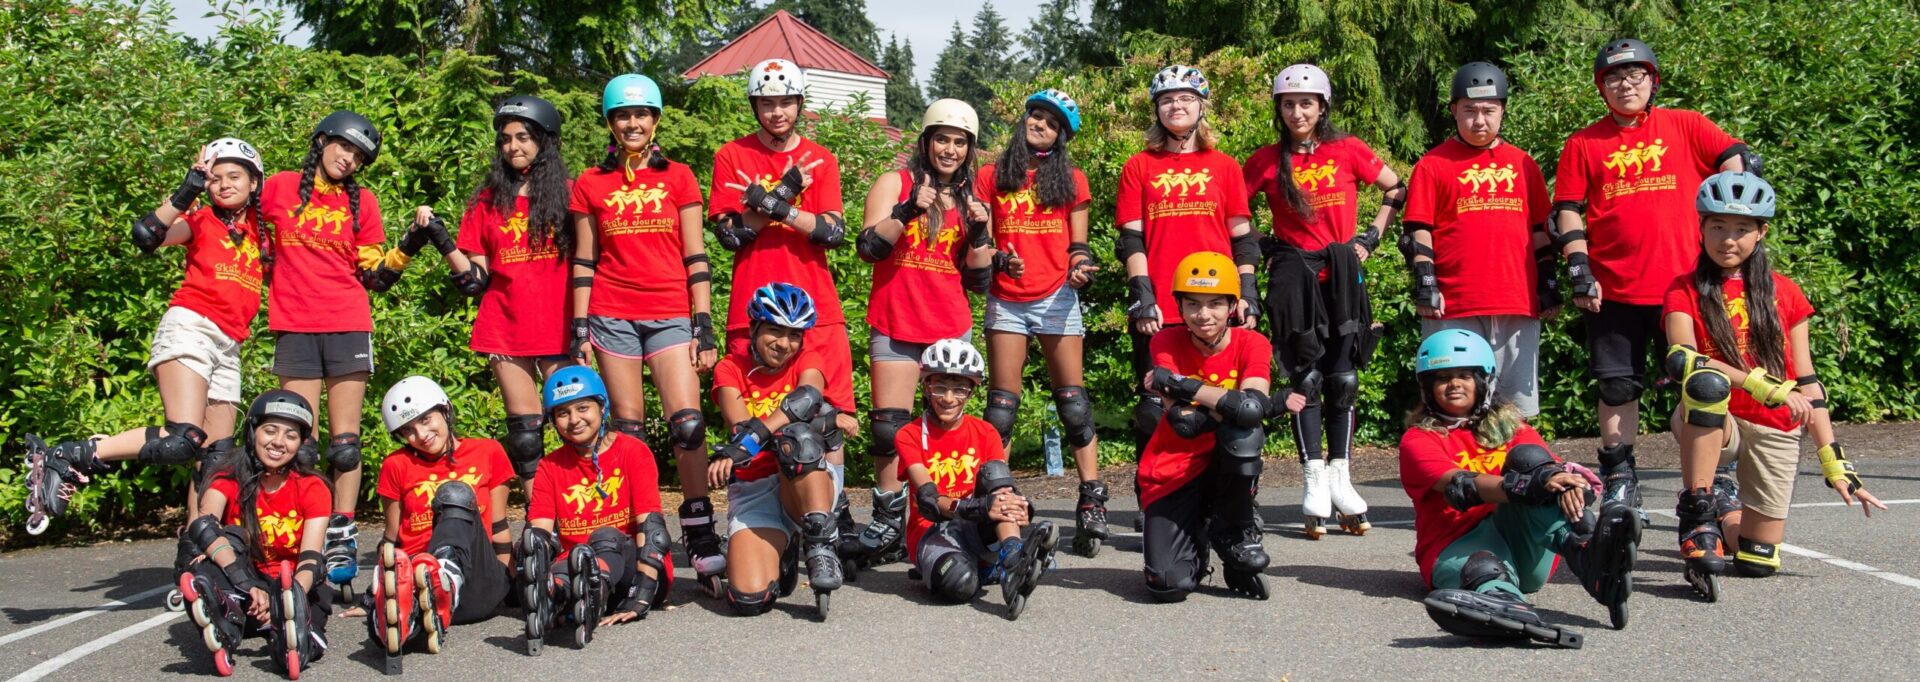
[803,69,888,120]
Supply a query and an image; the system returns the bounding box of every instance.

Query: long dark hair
[1271,95,1351,218]
[1410,389,1524,451]
[474,122,572,257]
[906,128,979,236]
[292,136,366,232]
[208,425,324,567]
[1693,232,1788,376]
[994,108,1077,208]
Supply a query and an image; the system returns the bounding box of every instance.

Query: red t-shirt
[894,415,1006,559]
[1661,273,1815,431]
[1404,138,1551,318]
[527,433,662,551]
[374,438,514,556]
[866,169,971,343]
[711,348,830,483]
[1114,149,1250,324]
[168,207,266,341]
[1399,423,1553,587]
[569,163,704,321]
[1244,137,1387,254]
[974,164,1091,302]
[1138,328,1273,507]
[205,472,333,579]
[260,171,385,333]
[456,191,568,356]
[709,135,847,330]
[1554,108,1740,304]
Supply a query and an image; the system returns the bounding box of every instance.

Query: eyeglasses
[926,386,975,400]
[1603,69,1651,87]
[1158,95,1202,107]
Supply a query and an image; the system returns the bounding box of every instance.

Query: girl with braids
[974,90,1110,558]
[1661,172,1883,601]
[851,98,999,571]
[412,95,573,485]
[1243,63,1404,539]
[24,138,268,535]
[566,74,723,593]
[176,390,333,678]
[258,110,389,600]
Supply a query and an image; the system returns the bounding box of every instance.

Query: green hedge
[4,0,1916,541]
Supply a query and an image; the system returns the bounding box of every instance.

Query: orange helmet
[1171,251,1239,298]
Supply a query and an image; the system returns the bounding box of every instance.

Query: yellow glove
[1817,443,1865,493]
[356,244,388,271]
[1741,370,1793,407]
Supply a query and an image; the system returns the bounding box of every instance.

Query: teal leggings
[1431,502,1577,600]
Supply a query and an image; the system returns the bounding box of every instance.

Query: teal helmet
[1416,329,1498,417]
[602,74,663,118]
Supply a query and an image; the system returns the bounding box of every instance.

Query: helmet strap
[1452,131,1500,151]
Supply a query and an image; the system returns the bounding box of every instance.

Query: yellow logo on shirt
[997,188,1040,215]
[407,468,487,503]
[562,469,624,515]
[229,232,261,267]
[1293,161,1339,191]
[1603,140,1668,179]
[501,212,528,243]
[926,448,982,489]
[745,384,795,420]
[606,184,669,216]
[1457,163,1519,194]
[1151,168,1213,198]
[903,217,960,254]
[260,511,304,547]
[1453,444,1509,475]
[290,205,351,236]
[1188,369,1240,390]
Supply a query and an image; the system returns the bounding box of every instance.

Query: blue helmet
[602,74,663,118]
[747,282,817,330]
[1025,89,1082,136]
[1416,329,1497,377]
[543,365,609,414]
[1696,171,1776,219]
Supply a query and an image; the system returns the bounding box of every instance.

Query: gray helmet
[1593,38,1658,80]
[312,110,382,164]
[494,95,562,136]
[1450,62,1509,101]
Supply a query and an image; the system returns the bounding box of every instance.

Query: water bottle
[1044,403,1065,477]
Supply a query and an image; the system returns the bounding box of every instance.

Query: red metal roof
[681,9,889,81]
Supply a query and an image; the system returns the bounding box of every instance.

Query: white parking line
[4,611,182,682]
[0,584,171,648]
[1791,498,1920,508]
[1646,508,1920,592]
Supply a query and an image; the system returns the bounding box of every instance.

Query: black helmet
[247,389,315,440]
[312,110,382,164]
[1593,38,1658,79]
[1450,62,1509,101]
[494,95,562,136]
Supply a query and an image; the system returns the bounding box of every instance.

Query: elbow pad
[1115,229,1146,262]
[1230,231,1263,269]
[1442,471,1484,511]
[359,263,404,292]
[963,266,992,294]
[810,212,848,248]
[132,212,168,254]
[452,264,489,296]
[856,226,896,262]
[713,213,756,252]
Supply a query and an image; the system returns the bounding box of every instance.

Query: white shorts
[148,306,244,404]
[1422,315,1540,417]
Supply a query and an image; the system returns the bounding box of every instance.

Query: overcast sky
[163,0,1074,87]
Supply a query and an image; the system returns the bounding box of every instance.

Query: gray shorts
[588,316,691,361]
[985,287,1084,337]
[726,466,846,537]
[1422,315,1540,417]
[870,329,974,364]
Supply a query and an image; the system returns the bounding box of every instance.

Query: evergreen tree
[928,21,975,104]
[1021,0,1091,73]
[880,35,927,128]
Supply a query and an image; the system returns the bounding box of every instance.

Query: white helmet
[747,59,807,98]
[919,338,986,383]
[921,98,979,140]
[1273,63,1334,106]
[382,375,453,434]
[199,137,264,177]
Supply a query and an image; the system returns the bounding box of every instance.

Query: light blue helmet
[747,282,817,330]
[1416,329,1497,377]
[602,74,663,118]
[1696,171,1776,219]
[1025,89,1082,136]
[543,365,609,414]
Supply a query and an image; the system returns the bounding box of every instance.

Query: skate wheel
[166,588,186,612]
[26,513,49,536]
[338,582,357,606]
[382,542,396,567]
[815,591,830,620]
[212,648,235,677]
[201,622,222,653]
[1073,534,1101,559]
[385,625,402,655]
[1006,592,1026,621]
[573,623,591,649]
[700,574,724,599]
[285,649,302,680]
[424,626,441,655]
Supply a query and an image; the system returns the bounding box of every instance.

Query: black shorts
[1581,301,1665,381]
[272,332,374,379]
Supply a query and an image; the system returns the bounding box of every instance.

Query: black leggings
[1268,280,1362,463]
[424,513,510,625]
[1140,463,1261,600]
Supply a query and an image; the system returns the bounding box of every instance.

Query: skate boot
[1210,523,1271,600]
[855,487,908,569]
[1559,500,1642,628]
[413,550,462,655]
[776,533,801,598]
[324,514,359,604]
[1301,459,1331,539]
[1073,480,1111,558]
[800,511,843,618]
[565,545,610,649]
[832,491,861,583]
[370,542,416,663]
[679,498,726,598]
[22,435,103,535]
[1327,458,1371,535]
[1676,487,1726,603]
[1596,444,1647,524]
[1424,551,1583,649]
[515,529,560,656]
[270,561,324,680]
[180,570,247,676]
[1000,520,1058,621]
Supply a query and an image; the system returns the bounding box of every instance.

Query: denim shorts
[985,286,1084,336]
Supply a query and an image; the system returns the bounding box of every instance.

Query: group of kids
[16,34,1890,674]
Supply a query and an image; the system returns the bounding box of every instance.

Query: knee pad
[928,553,979,603]
[1214,423,1265,478]
[1458,550,1515,591]
[503,414,545,480]
[186,514,225,557]
[610,418,645,438]
[975,460,1017,496]
[869,408,911,461]
[137,422,208,465]
[1051,386,1096,448]
[325,433,362,472]
[1131,395,1165,443]
[1734,538,1780,578]
[1165,403,1218,440]
[1680,368,1732,428]
[586,526,631,563]
[983,389,1021,445]
[725,583,776,616]
[430,480,480,525]
[1596,377,1643,407]
[773,422,826,478]
[1323,372,1359,411]
[636,515,670,572]
[1145,565,1197,603]
[1504,443,1557,474]
[295,438,320,468]
[668,409,705,450]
